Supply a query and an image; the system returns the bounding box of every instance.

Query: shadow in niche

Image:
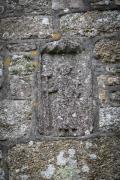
[58,128,78,137]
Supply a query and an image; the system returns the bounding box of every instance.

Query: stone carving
[36,41,93,136]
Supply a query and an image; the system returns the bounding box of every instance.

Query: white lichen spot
[57,151,67,166]
[19,174,29,180]
[105,0,110,5]
[19,124,27,134]
[57,116,63,120]
[0,69,3,76]
[85,130,90,135]
[28,141,34,146]
[0,150,2,159]
[42,18,49,25]
[57,149,77,168]
[41,164,56,179]
[2,32,9,38]
[73,133,77,137]
[68,149,76,158]
[64,8,69,13]
[15,169,20,173]
[82,164,90,173]
[72,113,77,118]
[12,55,23,60]
[89,154,97,160]
[85,142,92,149]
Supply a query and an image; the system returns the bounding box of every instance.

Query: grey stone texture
[60,11,120,37]
[7,136,120,180]
[0,0,120,179]
[39,51,93,136]
[0,0,52,17]
[0,16,52,40]
[0,100,32,140]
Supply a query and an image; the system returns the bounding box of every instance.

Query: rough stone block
[37,50,93,136]
[115,0,120,5]
[105,64,120,75]
[0,16,52,40]
[107,76,120,85]
[10,75,32,99]
[109,89,120,107]
[69,0,90,9]
[0,168,5,180]
[97,75,120,106]
[8,52,35,100]
[7,136,120,179]
[7,43,36,53]
[94,39,120,63]
[99,107,120,131]
[52,0,120,11]
[0,100,32,140]
[60,11,120,37]
[0,150,5,180]
[52,0,65,10]
[52,0,90,10]
[9,54,35,76]
[98,89,108,105]
[1,0,51,17]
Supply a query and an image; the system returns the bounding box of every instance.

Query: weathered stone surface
[105,64,120,75]
[0,150,5,180]
[0,100,32,140]
[99,107,120,131]
[7,136,120,179]
[0,168,5,180]
[90,0,119,7]
[97,74,120,106]
[52,0,90,10]
[0,16,52,40]
[7,43,36,52]
[0,0,51,17]
[115,0,120,5]
[94,39,120,63]
[52,0,65,10]
[38,51,93,136]
[42,39,83,54]
[52,0,119,11]
[10,75,32,99]
[109,89,120,107]
[9,54,35,76]
[8,54,34,99]
[0,0,120,179]
[60,11,120,37]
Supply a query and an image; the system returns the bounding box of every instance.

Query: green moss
[23,55,32,61]
[9,56,35,75]
[54,166,80,180]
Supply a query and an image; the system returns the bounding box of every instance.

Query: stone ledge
[0,16,52,40]
[0,100,32,141]
[60,11,120,37]
[7,135,120,179]
[0,0,52,18]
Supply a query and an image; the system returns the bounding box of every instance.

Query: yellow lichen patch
[32,101,39,107]
[32,61,39,68]
[4,57,12,66]
[107,76,120,86]
[99,89,108,104]
[52,32,62,41]
[31,51,39,56]
[94,40,120,63]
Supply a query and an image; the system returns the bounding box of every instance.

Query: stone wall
[0,0,120,179]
